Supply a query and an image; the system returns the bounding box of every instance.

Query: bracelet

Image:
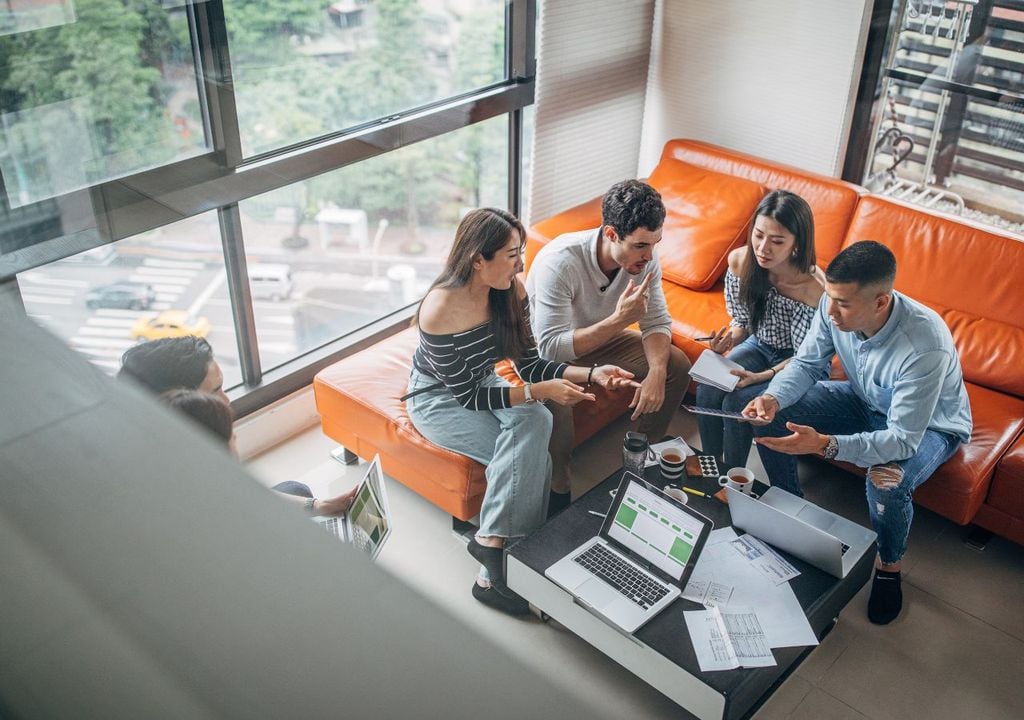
[768,367,777,378]
[586,364,596,385]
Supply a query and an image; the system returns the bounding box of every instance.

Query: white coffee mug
[718,467,759,498]
[662,486,689,505]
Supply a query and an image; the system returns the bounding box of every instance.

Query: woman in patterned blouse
[406,208,638,615]
[695,190,825,470]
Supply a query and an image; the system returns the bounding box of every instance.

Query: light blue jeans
[406,369,553,576]
[752,380,961,564]
[695,335,796,469]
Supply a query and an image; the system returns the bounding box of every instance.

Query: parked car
[131,310,210,341]
[85,282,156,311]
[248,263,293,301]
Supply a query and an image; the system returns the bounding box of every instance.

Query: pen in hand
[694,335,715,342]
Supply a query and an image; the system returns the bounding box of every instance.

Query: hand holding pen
[696,326,733,355]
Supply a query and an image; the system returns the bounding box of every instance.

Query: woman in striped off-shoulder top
[406,208,638,616]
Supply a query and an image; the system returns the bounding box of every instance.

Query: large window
[225,0,508,156]
[5,0,535,411]
[858,0,1023,231]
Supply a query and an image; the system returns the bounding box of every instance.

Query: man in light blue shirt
[742,241,971,625]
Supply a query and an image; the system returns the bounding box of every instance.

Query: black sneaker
[867,569,903,625]
[547,490,571,518]
[467,538,504,581]
[471,581,531,616]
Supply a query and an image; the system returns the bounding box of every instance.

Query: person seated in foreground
[695,189,825,470]
[121,339,354,516]
[406,207,638,616]
[742,241,972,625]
[526,179,691,506]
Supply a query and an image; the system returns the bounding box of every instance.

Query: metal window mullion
[218,203,261,386]
[189,0,243,168]
[508,109,523,216]
[509,0,537,82]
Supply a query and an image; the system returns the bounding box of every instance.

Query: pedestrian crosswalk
[24,257,301,374]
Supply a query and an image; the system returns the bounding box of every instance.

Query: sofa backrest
[659,139,863,268]
[843,196,1024,399]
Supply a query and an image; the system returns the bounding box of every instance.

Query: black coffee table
[506,464,874,720]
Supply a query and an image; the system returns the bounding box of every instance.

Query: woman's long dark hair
[415,208,532,359]
[739,190,816,332]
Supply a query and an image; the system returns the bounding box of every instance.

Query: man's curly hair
[601,180,665,240]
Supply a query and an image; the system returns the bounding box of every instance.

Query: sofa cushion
[660,139,863,267]
[662,280,730,362]
[526,196,603,272]
[843,196,1024,398]
[646,158,766,291]
[976,435,1024,545]
[903,383,1024,525]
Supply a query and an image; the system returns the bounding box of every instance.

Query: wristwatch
[304,497,317,514]
[822,435,839,460]
[523,384,536,403]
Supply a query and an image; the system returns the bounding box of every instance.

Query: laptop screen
[604,473,711,583]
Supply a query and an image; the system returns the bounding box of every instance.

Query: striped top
[724,270,817,351]
[412,301,568,410]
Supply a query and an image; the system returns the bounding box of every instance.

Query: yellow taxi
[131,310,211,341]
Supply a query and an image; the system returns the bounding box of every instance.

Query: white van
[248,263,293,301]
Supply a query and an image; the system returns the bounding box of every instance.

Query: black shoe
[467,538,504,581]
[547,490,571,518]
[471,581,531,616]
[867,569,903,625]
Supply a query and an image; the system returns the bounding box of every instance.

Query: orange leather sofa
[314,139,1024,545]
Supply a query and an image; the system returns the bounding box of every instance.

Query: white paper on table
[729,534,801,585]
[684,606,776,672]
[645,436,696,467]
[683,535,819,649]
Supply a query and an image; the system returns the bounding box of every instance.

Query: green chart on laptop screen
[610,488,700,575]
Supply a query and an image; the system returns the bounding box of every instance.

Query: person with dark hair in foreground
[526,180,691,509]
[407,207,638,615]
[122,341,355,517]
[119,336,227,403]
[742,240,972,624]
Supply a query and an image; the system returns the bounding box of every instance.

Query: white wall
[638,0,873,177]
[527,0,657,223]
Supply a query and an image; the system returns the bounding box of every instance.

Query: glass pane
[238,114,508,371]
[18,212,243,390]
[0,0,207,208]
[863,1,1024,232]
[225,0,507,157]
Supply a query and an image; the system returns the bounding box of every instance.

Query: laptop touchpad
[796,504,837,533]
[580,578,622,610]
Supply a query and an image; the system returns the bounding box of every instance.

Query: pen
[694,335,715,342]
[588,510,606,518]
[682,486,710,498]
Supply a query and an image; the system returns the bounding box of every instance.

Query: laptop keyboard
[573,543,670,609]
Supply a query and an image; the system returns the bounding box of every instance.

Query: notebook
[726,486,875,578]
[689,348,744,392]
[313,454,392,560]
[545,471,713,634]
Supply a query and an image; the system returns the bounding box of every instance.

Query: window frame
[2,0,538,416]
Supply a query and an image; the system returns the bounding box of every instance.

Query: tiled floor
[247,411,1024,720]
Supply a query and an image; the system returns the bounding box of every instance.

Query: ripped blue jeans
[752,381,960,564]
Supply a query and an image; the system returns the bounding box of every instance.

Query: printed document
[689,349,744,392]
[684,606,776,671]
[729,534,801,585]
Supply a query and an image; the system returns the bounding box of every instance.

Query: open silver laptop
[314,454,392,560]
[726,486,876,578]
[545,472,713,634]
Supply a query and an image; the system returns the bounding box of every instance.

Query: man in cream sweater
[526,180,691,511]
